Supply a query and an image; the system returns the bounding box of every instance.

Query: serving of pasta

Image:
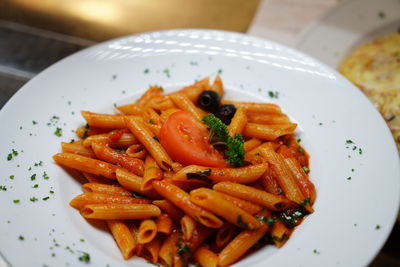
[53,77,316,267]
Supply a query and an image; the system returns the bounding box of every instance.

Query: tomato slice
[159,111,227,167]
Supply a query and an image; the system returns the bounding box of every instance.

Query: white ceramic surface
[296,0,400,68]
[0,29,399,267]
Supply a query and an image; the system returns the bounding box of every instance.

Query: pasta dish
[53,77,316,266]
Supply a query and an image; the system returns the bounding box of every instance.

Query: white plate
[0,29,399,267]
[296,0,400,68]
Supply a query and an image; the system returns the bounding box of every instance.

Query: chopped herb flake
[144,68,149,74]
[19,235,25,241]
[237,215,249,229]
[375,224,381,230]
[0,185,7,191]
[13,199,20,204]
[42,196,50,201]
[43,172,49,180]
[30,197,38,202]
[33,184,39,188]
[54,127,62,137]
[32,120,38,125]
[378,11,385,19]
[186,169,212,183]
[302,166,310,173]
[31,174,37,181]
[268,91,279,98]
[9,175,15,179]
[78,251,91,263]
[300,198,310,207]
[313,249,320,255]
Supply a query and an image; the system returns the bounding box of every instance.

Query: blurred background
[0,0,398,265]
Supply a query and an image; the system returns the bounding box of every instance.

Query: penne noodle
[217,191,263,215]
[210,75,223,97]
[80,203,161,220]
[216,223,237,248]
[75,125,109,139]
[172,163,268,184]
[227,107,247,136]
[126,144,147,159]
[61,141,95,158]
[70,192,150,210]
[244,138,262,153]
[136,86,164,106]
[82,172,114,184]
[141,155,163,191]
[141,236,161,263]
[125,116,173,171]
[91,141,144,176]
[213,182,295,211]
[81,111,127,129]
[53,153,119,179]
[82,183,132,196]
[152,200,185,223]
[116,103,142,115]
[218,225,269,267]
[181,215,197,240]
[243,123,297,141]
[221,100,282,114]
[271,220,291,248]
[247,112,290,124]
[185,224,213,251]
[147,96,176,111]
[137,219,157,244]
[194,245,219,267]
[116,169,161,199]
[258,143,313,212]
[169,77,210,102]
[159,229,180,267]
[155,213,173,235]
[107,220,136,259]
[152,180,223,228]
[169,93,206,122]
[259,168,282,195]
[83,132,137,149]
[190,188,262,230]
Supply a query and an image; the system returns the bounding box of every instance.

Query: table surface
[0,0,398,266]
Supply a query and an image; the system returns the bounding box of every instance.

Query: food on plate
[339,33,400,151]
[53,77,316,266]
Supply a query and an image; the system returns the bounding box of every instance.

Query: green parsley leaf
[54,127,62,137]
[237,215,249,229]
[0,185,7,191]
[302,166,310,173]
[19,235,25,241]
[13,199,20,204]
[201,114,245,167]
[268,91,279,98]
[300,198,310,207]
[78,251,90,263]
[186,169,212,183]
[31,174,37,181]
[43,172,49,180]
[30,197,38,202]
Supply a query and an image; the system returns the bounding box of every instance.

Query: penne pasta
[213,182,295,212]
[81,111,127,129]
[116,168,161,199]
[61,141,95,158]
[172,163,268,184]
[91,142,144,176]
[107,220,136,259]
[80,203,161,220]
[152,200,185,223]
[169,93,206,122]
[125,116,173,171]
[137,219,157,244]
[70,192,151,210]
[155,213,173,235]
[82,182,132,196]
[152,180,223,228]
[215,223,237,248]
[53,153,119,179]
[243,123,297,141]
[194,245,218,267]
[227,107,247,137]
[190,188,262,230]
[181,215,197,240]
[141,155,163,191]
[220,100,282,114]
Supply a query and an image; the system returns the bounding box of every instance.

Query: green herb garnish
[0,185,7,191]
[268,91,279,98]
[186,169,212,183]
[237,215,249,229]
[78,251,91,263]
[202,114,245,167]
[54,127,62,137]
[300,198,310,207]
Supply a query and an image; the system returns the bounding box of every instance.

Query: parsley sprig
[202,114,245,167]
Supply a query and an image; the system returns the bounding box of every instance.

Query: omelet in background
[339,33,400,151]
